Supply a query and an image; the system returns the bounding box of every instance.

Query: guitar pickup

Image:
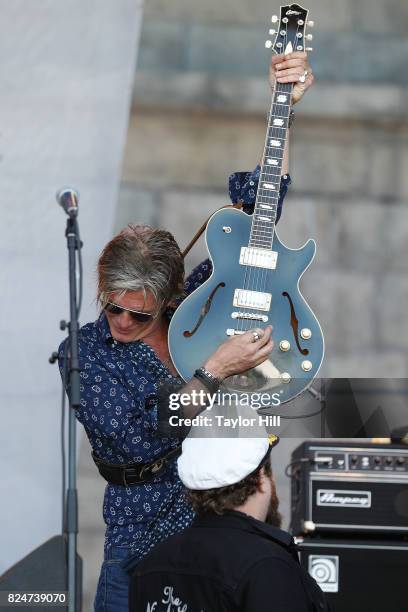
[233,289,272,311]
[239,247,278,270]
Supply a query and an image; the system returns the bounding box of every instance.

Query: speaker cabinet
[297,537,408,612]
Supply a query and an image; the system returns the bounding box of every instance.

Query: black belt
[91,445,182,486]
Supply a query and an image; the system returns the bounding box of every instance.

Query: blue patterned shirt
[58,169,290,562]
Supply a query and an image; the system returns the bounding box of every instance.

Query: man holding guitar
[59,51,313,612]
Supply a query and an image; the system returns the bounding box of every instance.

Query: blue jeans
[94,546,132,612]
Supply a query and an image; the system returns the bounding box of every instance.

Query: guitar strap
[181,201,243,259]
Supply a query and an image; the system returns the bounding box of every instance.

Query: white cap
[177,434,279,490]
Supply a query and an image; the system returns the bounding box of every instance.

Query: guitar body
[168,207,324,404]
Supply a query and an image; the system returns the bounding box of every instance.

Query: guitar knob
[306,34,313,41]
[269,29,276,35]
[306,47,313,52]
[281,372,291,383]
[301,360,313,372]
[265,40,273,49]
[279,340,290,352]
[307,20,315,27]
[300,328,312,340]
[271,15,279,23]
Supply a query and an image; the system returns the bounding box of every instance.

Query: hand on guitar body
[203,325,274,382]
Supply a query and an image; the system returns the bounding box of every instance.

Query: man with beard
[129,434,328,611]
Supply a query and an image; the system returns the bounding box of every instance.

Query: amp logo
[308,555,339,592]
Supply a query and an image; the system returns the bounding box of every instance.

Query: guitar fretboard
[249,82,293,249]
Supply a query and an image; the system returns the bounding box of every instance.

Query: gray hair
[97,224,185,314]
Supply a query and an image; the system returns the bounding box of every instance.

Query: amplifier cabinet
[297,537,408,612]
[290,441,408,535]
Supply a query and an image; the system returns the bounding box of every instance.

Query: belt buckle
[139,458,165,481]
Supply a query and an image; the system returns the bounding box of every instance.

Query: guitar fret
[250,233,274,238]
[252,222,275,227]
[251,233,274,238]
[253,218,276,222]
[260,174,281,180]
[249,240,273,247]
[265,150,283,157]
[257,191,278,197]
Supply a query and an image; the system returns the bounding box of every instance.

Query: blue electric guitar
[168,4,324,404]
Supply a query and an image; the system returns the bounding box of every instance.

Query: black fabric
[129,510,329,611]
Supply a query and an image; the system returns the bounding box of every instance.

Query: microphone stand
[61,212,82,612]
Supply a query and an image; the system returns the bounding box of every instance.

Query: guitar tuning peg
[306,34,313,41]
[271,15,279,23]
[265,40,273,49]
[269,29,276,35]
[305,47,313,52]
[307,20,315,27]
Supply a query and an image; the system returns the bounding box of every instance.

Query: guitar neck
[249,82,293,249]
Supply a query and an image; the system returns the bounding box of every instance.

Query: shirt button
[249,181,254,186]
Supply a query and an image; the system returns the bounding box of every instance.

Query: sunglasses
[104,301,155,323]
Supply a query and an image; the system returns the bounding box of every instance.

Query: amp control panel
[313,448,408,473]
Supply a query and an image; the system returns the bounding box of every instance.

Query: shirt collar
[96,311,116,346]
[192,510,294,550]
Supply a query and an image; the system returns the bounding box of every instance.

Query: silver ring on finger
[252,331,261,343]
[299,70,309,84]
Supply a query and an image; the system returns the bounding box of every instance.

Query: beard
[265,476,282,527]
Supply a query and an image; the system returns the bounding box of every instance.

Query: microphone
[56,187,79,217]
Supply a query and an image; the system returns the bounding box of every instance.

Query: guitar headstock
[265,4,314,55]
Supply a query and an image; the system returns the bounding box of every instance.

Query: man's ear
[256,467,268,494]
